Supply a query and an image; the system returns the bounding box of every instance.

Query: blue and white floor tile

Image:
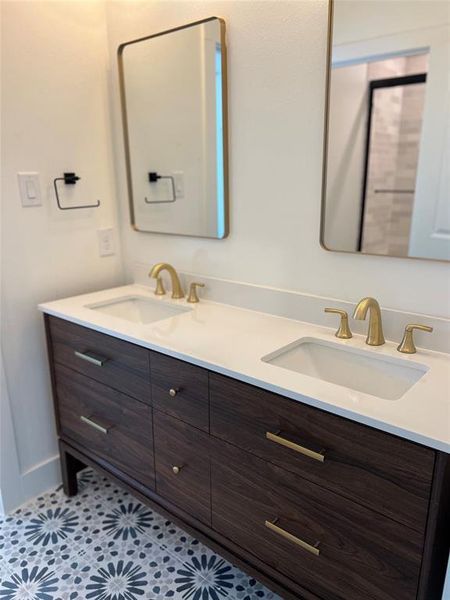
[0,469,281,600]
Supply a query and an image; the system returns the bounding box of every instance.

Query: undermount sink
[262,337,428,400]
[86,295,191,324]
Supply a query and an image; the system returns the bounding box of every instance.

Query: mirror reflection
[119,18,228,238]
[322,1,449,261]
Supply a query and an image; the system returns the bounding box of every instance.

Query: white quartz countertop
[39,284,450,453]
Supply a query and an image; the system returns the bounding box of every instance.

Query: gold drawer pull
[80,415,111,434]
[265,519,320,556]
[172,465,183,475]
[74,350,107,367]
[169,388,179,397]
[266,431,325,463]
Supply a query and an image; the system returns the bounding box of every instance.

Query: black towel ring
[144,171,176,204]
[53,172,100,210]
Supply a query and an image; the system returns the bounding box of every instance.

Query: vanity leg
[59,441,85,496]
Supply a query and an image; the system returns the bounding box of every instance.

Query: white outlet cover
[97,228,115,257]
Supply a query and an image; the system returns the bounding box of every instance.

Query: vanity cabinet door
[54,363,155,490]
[48,316,151,404]
[210,373,434,533]
[211,439,423,600]
[154,410,211,525]
[150,352,209,431]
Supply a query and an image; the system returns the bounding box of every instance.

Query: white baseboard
[21,454,61,500]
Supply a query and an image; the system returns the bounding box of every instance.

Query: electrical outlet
[173,171,184,198]
[97,228,115,257]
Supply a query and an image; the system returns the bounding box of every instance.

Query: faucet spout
[352,297,385,346]
[149,263,184,299]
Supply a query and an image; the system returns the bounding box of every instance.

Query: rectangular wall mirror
[118,17,228,238]
[322,1,449,261]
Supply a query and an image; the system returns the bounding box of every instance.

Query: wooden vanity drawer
[150,352,209,431]
[154,410,211,525]
[210,373,434,532]
[48,316,151,404]
[211,439,423,600]
[54,363,155,489]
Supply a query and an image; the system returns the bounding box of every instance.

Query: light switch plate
[18,172,41,207]
[97,228,115,257]
[173,171,184,198]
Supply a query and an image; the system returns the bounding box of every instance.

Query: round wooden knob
[172,465,181,475]
[169,388,178,397]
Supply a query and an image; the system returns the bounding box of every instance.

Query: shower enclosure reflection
[322,0,449,261]
[358,55,427,256]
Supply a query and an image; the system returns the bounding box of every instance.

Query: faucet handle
[154,276,166,296]
[187,282,205,304]
[397,324,433,354]
[324,308,352,339]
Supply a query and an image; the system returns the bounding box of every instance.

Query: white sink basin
[262,337,428,400]
[86,295,191,324]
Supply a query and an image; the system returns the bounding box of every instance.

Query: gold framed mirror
[118,17,229,238]
[321,0,449,261]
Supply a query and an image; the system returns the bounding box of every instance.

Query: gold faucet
[397,324,433,354]
[149,263,184,299]
[324,308,352,339]
[187,282,205,304]
[353,297,385,346]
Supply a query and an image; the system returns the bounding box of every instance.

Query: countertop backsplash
[132,261,450,354]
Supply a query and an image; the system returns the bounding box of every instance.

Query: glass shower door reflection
[359,74,427,256]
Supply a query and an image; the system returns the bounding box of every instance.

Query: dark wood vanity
[44,314,450,600]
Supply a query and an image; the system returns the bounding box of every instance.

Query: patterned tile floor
[0,469,281,600]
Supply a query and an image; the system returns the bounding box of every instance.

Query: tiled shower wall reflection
[361,54,428,256]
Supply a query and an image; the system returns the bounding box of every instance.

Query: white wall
[0,0,124,513]
[333,0,449,46]
[106,0,450,319]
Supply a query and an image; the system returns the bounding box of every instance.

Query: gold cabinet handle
[324,308,352,339]
[266,431,325,463]
[80,415,111,434]
[397,323,433,354]
[265,519,320,556]
[169,388,180,397]
[187,282,205,303]
[172,465,183,475]
[74,350,107,367]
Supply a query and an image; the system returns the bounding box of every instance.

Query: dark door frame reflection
[358,72,427,251]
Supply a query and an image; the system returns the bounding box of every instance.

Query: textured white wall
[106,0,450,318]
[0,0,124,512]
